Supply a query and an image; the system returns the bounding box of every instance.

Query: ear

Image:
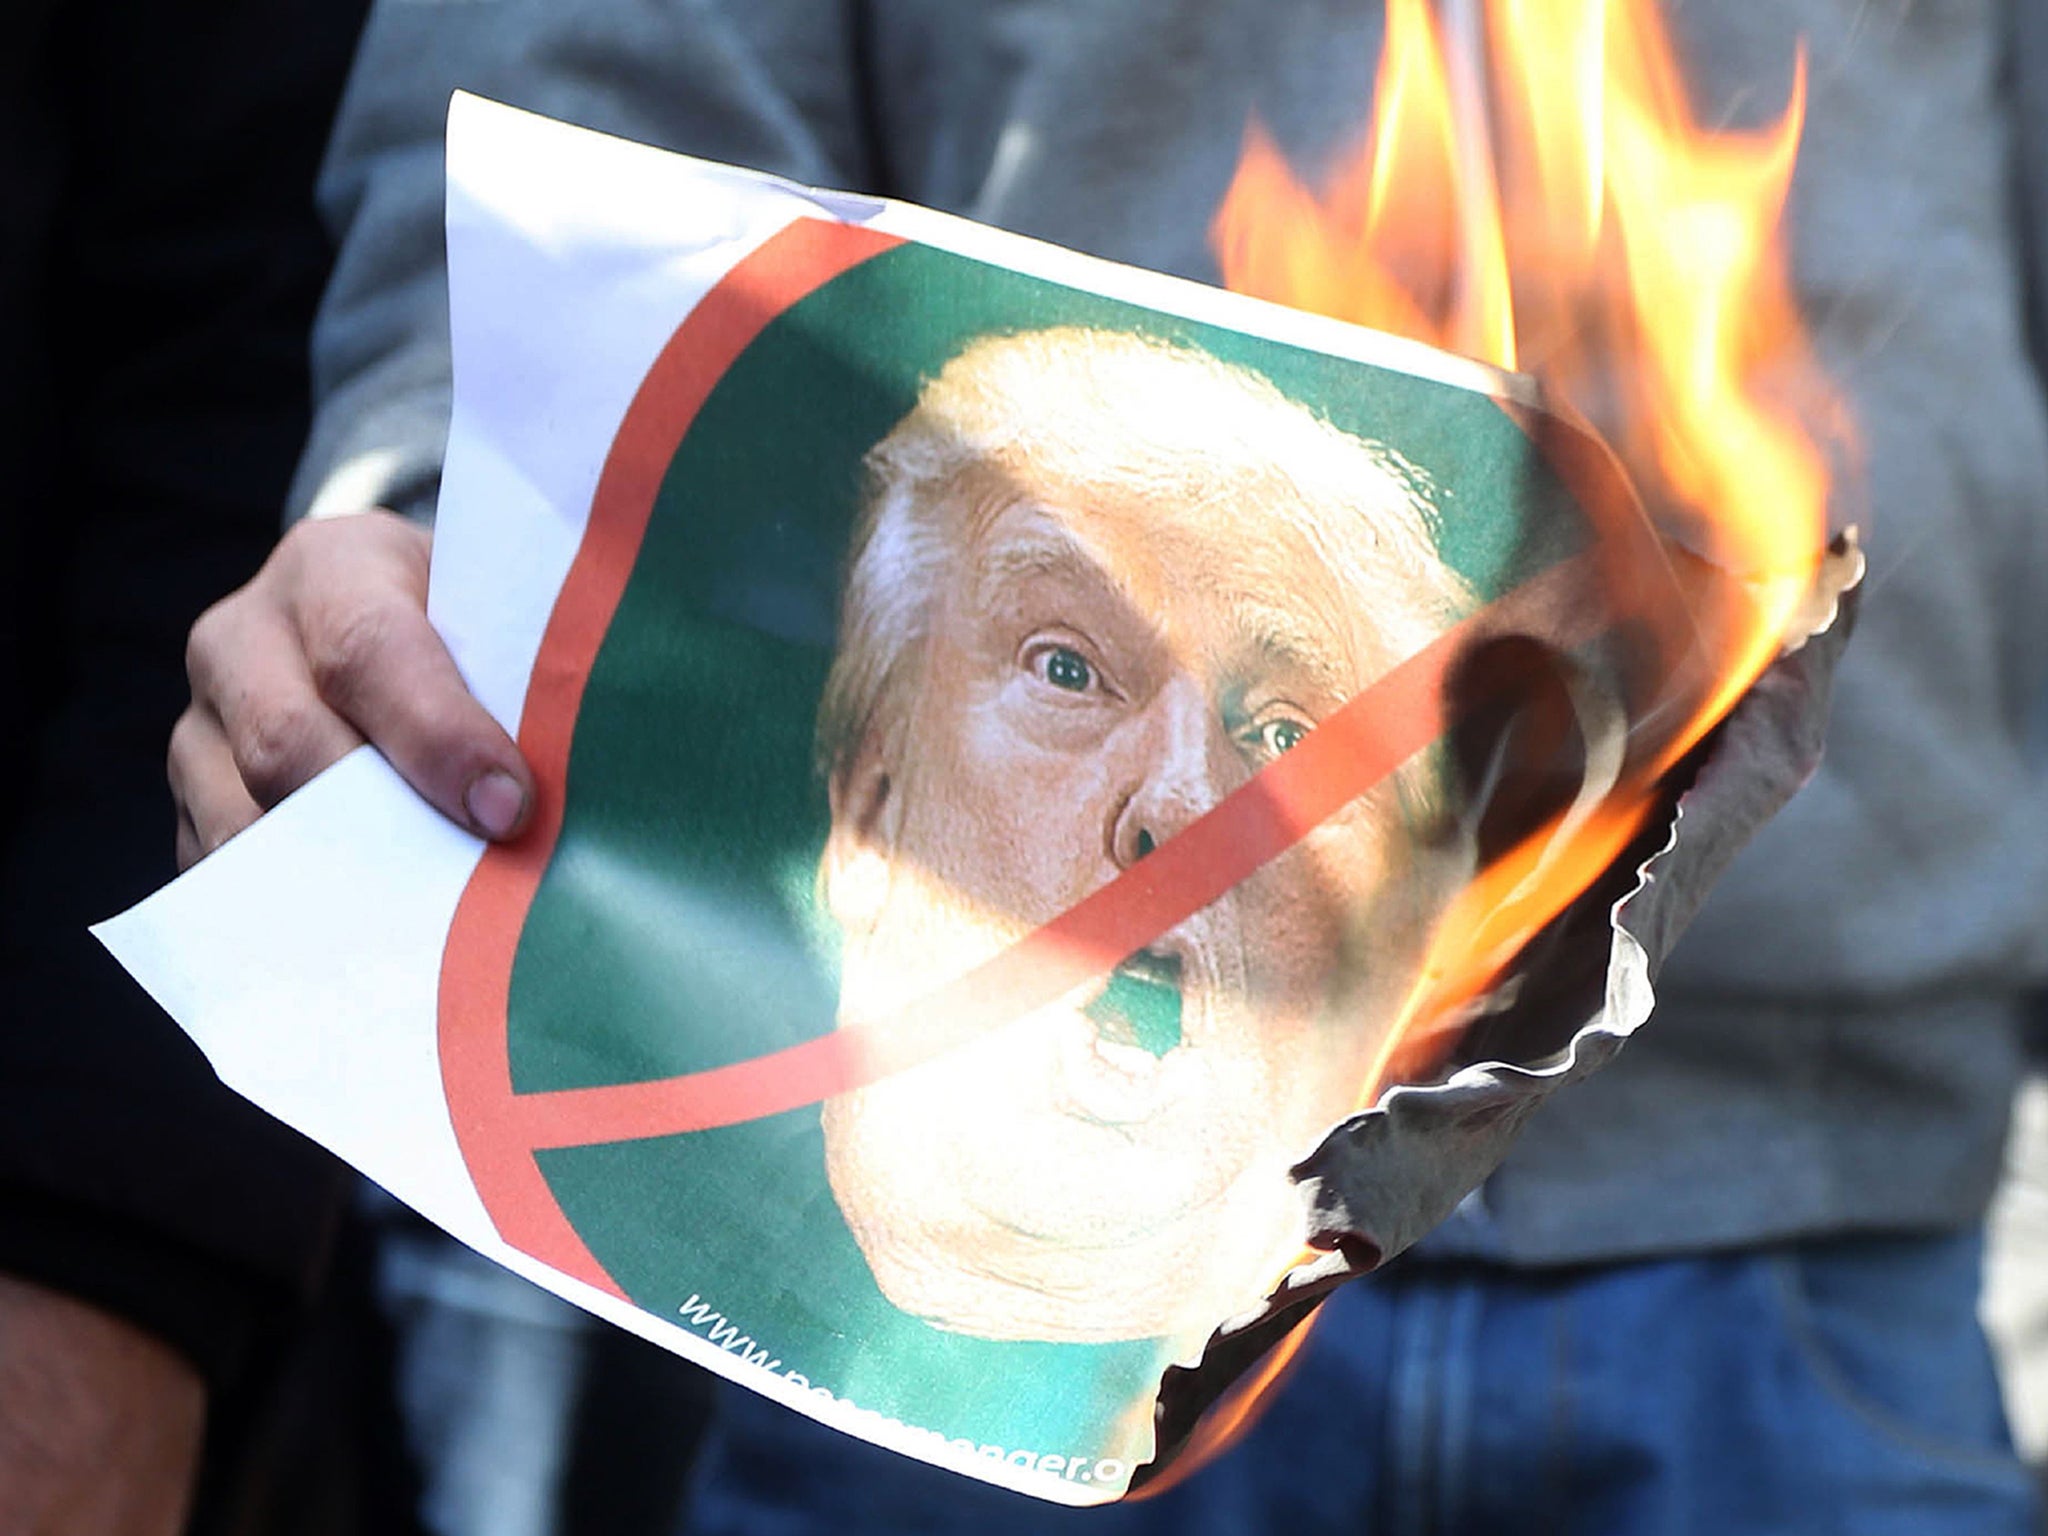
[821,727,902,938]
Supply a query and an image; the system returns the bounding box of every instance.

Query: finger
[287,518,534,840]
[168,707,264,865]
[174,803,202,872]
[187,597,362,811]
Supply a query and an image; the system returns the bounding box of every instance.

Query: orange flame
[1214,0,1842,1100]
[1175,0,1848,1482]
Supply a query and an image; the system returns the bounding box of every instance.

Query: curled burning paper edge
[1779,527,1866,656]
[1137,540,1861,1488]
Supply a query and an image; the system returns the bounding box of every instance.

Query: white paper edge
[451,94,1538,413]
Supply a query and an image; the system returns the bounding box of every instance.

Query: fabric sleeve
[287,0,875,524]
[2013,1,2048,375]
[2016,3,2048,1058]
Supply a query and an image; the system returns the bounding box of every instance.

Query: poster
[99,95,1707,1503]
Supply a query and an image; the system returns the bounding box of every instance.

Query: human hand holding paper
[171,509,534,868]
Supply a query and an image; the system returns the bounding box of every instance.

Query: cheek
[892,685,1117,919]
[1230,815,1414,1129]
[1238,807,1403,1001]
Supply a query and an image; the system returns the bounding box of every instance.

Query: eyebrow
[973,511,1358,697]
[973,522,1129,610]
[1229,603,1357,703]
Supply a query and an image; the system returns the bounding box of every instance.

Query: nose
[1109,676,1224,870]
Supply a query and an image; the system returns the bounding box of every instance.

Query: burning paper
[97,72,1851,1504]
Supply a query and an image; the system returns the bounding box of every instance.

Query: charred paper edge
[1139,542,1861,1485]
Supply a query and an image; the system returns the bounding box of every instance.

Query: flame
[1213,0,1519,366]
[1181,0,1847,1480]
[1213,0,1841,1096]
[1127,1310,1318,1502]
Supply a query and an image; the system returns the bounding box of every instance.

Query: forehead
[960,476,1367,687]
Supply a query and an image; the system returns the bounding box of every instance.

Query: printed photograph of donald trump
[480,232,1589,1482]
[815,326,1474,1347]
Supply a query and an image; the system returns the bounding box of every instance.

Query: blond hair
[817,327,1473,813]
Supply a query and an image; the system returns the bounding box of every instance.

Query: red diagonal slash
[436,214,1608,1286]
[502,553,1596,1151]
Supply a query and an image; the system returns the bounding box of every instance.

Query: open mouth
[1082,949,1184,1059]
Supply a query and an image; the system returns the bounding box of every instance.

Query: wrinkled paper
[96,96,1848,1503]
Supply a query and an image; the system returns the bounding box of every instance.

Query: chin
[822,1079,1307,1344]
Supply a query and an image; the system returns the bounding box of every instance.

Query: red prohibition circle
[435,214,1607,1297]
[437,217,907,1293]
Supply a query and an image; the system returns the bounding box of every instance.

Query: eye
[1246,716,1311,760]
[1262,719,1309,754]
[1036,644,1096,693]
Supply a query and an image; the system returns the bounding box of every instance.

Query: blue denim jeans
[683,1232,2041,1535]
[379,1225,593,1536]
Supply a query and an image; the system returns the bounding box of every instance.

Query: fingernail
[464,770,528,839]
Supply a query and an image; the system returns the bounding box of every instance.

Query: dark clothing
[0,0,366,1390]
[0,9,441,1535]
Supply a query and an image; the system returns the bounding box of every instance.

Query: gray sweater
[295,0,2048,1262]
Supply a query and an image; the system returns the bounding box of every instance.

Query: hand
[171,510,534,868]
[0,1274,204,1536]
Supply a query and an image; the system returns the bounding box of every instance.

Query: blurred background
[4,2,2044,1533]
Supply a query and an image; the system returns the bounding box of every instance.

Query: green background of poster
[502,238,1589,1455]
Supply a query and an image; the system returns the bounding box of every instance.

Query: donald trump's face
[817,330,1469,1344]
